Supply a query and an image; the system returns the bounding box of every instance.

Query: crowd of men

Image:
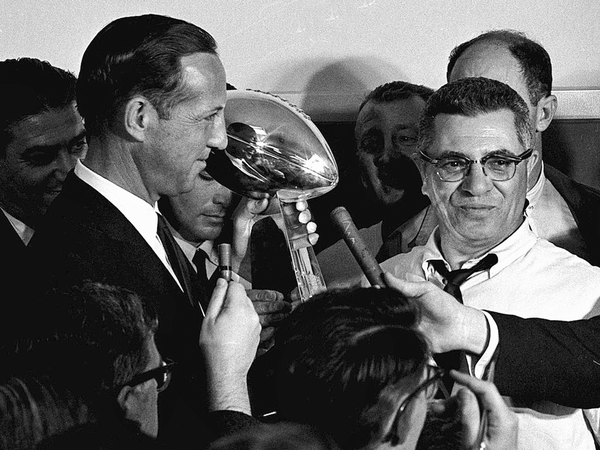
[1,12,599,450]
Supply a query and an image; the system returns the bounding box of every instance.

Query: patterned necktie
[156,213,199,313]
[430,253,498,392]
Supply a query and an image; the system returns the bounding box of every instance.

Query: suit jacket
[491,312,600,408]
[544,164,600,267]
[491,166,600,408]
[0,210,27,265]
[26,172,256,449]
[0,211,29,345]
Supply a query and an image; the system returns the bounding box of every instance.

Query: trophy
[205,89,338,301]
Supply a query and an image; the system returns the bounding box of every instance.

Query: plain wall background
[2,0,600,120]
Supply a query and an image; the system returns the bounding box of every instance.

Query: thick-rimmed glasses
[420,148,533,182]
[124,359,176,393]
[382,365,449,446]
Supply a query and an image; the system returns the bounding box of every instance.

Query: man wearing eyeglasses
[11,279,259,447]
[377,77,600,449]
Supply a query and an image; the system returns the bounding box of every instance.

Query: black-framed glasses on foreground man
[124,359,176,393]
[420,148,533,182]
[382,364,449,446]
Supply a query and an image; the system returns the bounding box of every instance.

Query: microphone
[329,206,385,288]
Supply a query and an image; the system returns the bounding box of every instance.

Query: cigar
[218,243,232,282]
[330,206,385,287]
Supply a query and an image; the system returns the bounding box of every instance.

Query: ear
[123,96,156,142]
[384,396,419,446]
[117,385,137,416]
[526,148,541,177]
[416,160,431,197]
[534,94,557,133]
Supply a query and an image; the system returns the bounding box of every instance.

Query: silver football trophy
[206,89,338,301]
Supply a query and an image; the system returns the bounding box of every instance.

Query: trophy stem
[277,195,327,302]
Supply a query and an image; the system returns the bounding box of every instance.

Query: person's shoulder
[379,244,427,275]
[545,164,600,202]
[531,238,600,274]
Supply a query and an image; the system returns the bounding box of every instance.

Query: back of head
[446,29,552,105]
[275,287,428,449]
[0,375,90,450]
[208,422,341,450]
[11,282,157,415]
[77,13,218,136]
[0,57,76,152]
[418,77,533,154]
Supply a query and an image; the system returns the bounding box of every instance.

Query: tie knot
[193,248,209,269]
[156,213,170,234]
[431,253,498,291]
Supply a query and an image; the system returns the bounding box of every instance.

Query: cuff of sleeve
[466,310,499,379]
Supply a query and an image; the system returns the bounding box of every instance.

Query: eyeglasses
[382,365,448,446]
[420,148,533,182]
[124,359,176,393]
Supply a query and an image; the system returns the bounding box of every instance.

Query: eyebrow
[23,131,87,155]
[436,148,518,159]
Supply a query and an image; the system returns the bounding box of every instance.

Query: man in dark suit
[158,171,292,354]
[27,14,260,449]
[0,58,86,285]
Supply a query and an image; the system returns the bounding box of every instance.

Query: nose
[207,113,228,151]
[459,162,493,196]
[374,147,392,168]
[213,185,233,207]
[53,149,78,181]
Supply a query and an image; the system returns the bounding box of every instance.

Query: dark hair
[208,422,341,450]
[0,375,90,450]
[358,81,434,113]
[418,77,533,155]
[12,281,158,398]
[0,57,77,153]
[274,287,429,449]
[77,14,218,136]
[446,29,552,105]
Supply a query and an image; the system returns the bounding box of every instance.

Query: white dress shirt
[379,219,600,449]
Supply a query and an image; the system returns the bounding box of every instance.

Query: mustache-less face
[355,97,427,207]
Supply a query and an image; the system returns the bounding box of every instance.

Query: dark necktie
[156,213,200,314]
[430,253,498,303]
[193,248,210,286]
[430,253,498,392]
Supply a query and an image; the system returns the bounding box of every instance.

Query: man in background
[317,81,432,287]
[0,57,86,282]
[158,170,291,353]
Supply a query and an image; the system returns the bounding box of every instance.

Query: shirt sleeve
[466,310,499,380]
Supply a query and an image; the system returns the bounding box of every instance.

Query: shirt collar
[422,219,538,285]
[75,160,158,243]
[525,161,546,209]
[171,231,218,267]
[1,208,34,245]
